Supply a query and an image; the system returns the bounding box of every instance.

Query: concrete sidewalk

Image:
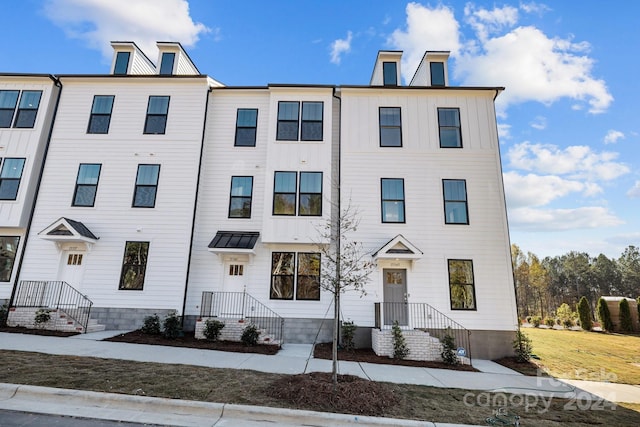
[1,330,639,426]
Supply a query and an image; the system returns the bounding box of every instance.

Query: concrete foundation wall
[469,330,516,360]
[283,318,333,344]
[90,307,175,331]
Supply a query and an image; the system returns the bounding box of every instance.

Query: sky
[1,0,638,260]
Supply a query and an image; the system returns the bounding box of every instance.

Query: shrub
[513,330,533,362]
[555,318,562,326]
[162,311,182,339]
[440,328,459,365]
[0,303,8,327]
[596,297,613,332]
[525,316,532,324]
[391,320,409,360]
[531,316,541,328]
[341,320,357,351]
[241,324,260,346]
[619,299,633,333]
[203,319,225,341]
[141,314,161,335]
[34,308,51,327]
[577,296,592,331]
[544,317,555,327]
[562,318,574,329]
[556,303,573,321]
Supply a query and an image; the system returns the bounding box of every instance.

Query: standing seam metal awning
[208,231,259,254]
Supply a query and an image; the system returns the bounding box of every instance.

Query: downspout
[180,83,212,328]
[9,75,63,308]
[331,87,341,385]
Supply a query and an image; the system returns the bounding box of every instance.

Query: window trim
[270,251,295,300]
[295,252,321,301]
[0,90,19,128]
[438,107,463,148]
[114,52,130,75]
[442,179,469,225]
[300,101,323,141]
[13,91,42,129]
[0,158,26,201]
[272,171,297,216]
[228,176,254,218]
[143,96,170,135]
[132,164,160,208]
[270,251,321,301]
[447,259,477,311]
[234,108,258,147]
[276,101,300,141]
[87,95,114,134]
[0,236,20,282]
[383,61,398,86]
[430,62,445,86]
[118,241,149,291]
[298,171,323,216]
[379,107,402,147]
[159,52,175,76]
[380,178,406,224]
[72,163,102,207]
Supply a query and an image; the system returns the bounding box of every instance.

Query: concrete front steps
[7,307,106,334]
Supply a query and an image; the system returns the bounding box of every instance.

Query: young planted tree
[596,297,613,332]
[619,298,633,332]
[577,296,593,331]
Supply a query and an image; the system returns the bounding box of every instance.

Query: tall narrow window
[73,164,102,207]
[229,176,253,218]
[430,62,445,86]
[273,171,297,215]
[0,158,25,200]
[0,236,20,282]
[296,253,320,300]
[443,179,469,224]
[144,96,170,134]
[381,178,405,223]
[234,108,258,146]
[438,108,462,148]
[270,252,295,299]
[119,241,149,290]
[159,52,175,75]
[132,164,160,208]
[383,62,397,86]
[87,95,114,134]
[13,91,42,128]
[0,90,19,128]
[114,52,130,75]
[276,101,299,141]
[379,107,402,147]
[299,172,322,216]
[448,259,476,310]
[301,102,323,141]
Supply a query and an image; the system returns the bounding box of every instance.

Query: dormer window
[383,62,397,86]
[159,52,175,76]
[430,62,445,86]
[114,52,130,75]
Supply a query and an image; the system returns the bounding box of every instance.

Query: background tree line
[511,244,640,319]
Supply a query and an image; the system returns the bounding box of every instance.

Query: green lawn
[522,327,640,385]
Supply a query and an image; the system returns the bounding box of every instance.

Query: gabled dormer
[110,41,156,75]
[370,51,402,86]
[156,42,200,76]
[409,51,450,87]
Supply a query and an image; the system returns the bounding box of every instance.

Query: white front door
[58,251,86,289]
[223,262,246,293]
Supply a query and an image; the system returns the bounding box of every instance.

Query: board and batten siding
[18,77,210,311]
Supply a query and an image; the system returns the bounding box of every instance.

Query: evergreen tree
[596,297,613,332]
[577,296,592,331]
[619,298,633,332]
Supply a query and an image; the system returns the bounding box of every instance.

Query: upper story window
[273,171,323,216]
[234,108,258,147]
[114,52,130,75]
[379,107,402,147]
[270,252,320,300]
[276,101,299,141]
[72,164,101,207]
[119,241,149,290]
[87,95,114,134]
[14,91,42,128]
[229,176,253,218]
[381,178,405,223]
[383,62,397,86]
[443,179,469,224]
[159,52,175,75]
[144,96,170,135]
[132,164,160,208]
[273,171,297,215]
[0,90,19,128]
[301,102,323,141]
[448,259,476,310]
[276,101,324,141]
[0,158,26,200]
[438,108,462,148]
[0,236,20,282]
[299,172,322,216]
[430,62,445,86]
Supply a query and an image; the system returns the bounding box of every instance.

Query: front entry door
[383,269,408,326]
[223,262,246,293]
[59,251,85,289]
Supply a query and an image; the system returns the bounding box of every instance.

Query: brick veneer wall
[371,328,444,362]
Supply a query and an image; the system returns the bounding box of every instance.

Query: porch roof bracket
[372,234,423,263]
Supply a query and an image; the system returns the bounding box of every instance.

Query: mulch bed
[493,356,548,376]
[0,326,79,337]
[313,342,477,371]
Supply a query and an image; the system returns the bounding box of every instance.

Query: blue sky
[2,0,638,260]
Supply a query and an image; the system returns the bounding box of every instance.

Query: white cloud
[530,116,546,130]
[464,4,518,42]
[627,181,640,198]
[603,129,625,144]
[507,142,630,181]
[503,171,600,208]
[509,206,623,231]
[330,31,353,65]
[497,123,511,140]
[520,2,552,15]
[43,0,210,61]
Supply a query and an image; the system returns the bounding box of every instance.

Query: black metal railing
[12,280,93,333]
[200,291,284,345]
[375,301,472,364]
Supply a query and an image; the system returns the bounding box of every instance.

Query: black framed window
[0,236,20,282]
[276,101,299,140]
[381,178,405,223]
[114,52,130,75]
[0,158,25,200]
[438,108,462,148]
[119,241,149,290]
[159,52,175,75]
[301,102,323,141]
[13,91,42,128]
[383,61,397,86]
[273,171,297,215]
[234,108,258,146]
[132,164,160,208]
[379,107,402,147]
[296,253,320,300]
[270,252,295,299]
[0,90,19,128]
[270,252,320,301]
[144,96,170,134]
[73,164,101,207]
[299,172,322,216]
[443,179,469,224]
[87,95,114,134]
[430,62,445,86]
[448,259,476,310]
[229,176,253,218]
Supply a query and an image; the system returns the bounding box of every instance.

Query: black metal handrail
[375,301,472,364]
[200,291,284,345]
[12,280,93,333]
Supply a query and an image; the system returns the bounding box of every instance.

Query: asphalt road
[0,409,166,427]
